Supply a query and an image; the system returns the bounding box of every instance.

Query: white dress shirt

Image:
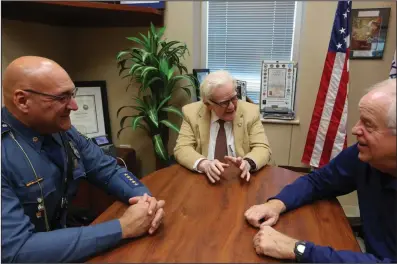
[193,111,236,171]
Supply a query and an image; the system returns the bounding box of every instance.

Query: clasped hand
[119,193,165,239]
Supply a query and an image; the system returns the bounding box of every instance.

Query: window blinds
[207,1,296,103]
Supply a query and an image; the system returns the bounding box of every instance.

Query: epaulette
[1,122,11,136]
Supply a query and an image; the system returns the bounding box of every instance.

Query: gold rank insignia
[123,173,139,186]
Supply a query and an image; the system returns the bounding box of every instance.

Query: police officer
[1,56,165,262]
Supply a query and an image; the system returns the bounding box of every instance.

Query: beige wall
[288,1,396,168]
[67,3,197,176]
[1,19,72,77]
[281,1,395,216]
[2,2,197,177]
[2,1,395,180]
[69,26,155,176]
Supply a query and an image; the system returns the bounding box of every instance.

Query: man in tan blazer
[174,70,272,183]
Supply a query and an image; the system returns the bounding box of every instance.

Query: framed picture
[193,69,210,86]
[259,60,297,114]
[193,69,210,100]
[236,80,247,101]
[70,81,112,143]
[350,8,391,60]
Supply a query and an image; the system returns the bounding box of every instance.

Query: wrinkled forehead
[359,92,390,121]
[27,65,74,93]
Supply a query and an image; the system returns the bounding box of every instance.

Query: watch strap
[243,158,256,172]
[294,241,306,262]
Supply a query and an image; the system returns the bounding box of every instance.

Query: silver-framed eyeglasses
[23,87,78,103]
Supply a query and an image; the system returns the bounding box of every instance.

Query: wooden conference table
[88,164,361,262]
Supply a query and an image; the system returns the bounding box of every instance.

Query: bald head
[2,56,77,134]
[3,56,70,108]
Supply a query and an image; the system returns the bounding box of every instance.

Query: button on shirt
[269,144,397,262]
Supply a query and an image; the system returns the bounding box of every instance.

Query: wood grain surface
[88,164,360,262]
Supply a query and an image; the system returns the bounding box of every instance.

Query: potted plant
[116,23,197,168]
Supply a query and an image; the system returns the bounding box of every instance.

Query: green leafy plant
[116,23,197,166]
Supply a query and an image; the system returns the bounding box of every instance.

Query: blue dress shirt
[271,144,397,263]
[1,107,151,262]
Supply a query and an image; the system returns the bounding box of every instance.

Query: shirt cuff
[85,219,123,252]
[300,241,316,262]
[193,158,206,173]
[267,189,294,211]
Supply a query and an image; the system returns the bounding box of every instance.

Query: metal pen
[228,144,235,157]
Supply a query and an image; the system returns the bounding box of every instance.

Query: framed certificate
[259,60,297,113]
[70,81,112,143]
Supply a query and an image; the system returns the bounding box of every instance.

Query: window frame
[200,1,305,93]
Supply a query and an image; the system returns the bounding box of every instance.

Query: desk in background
[88,164,361,263]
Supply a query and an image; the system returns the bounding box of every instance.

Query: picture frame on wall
[236,80,247,101]
[350,8,391,60]
[193,68,210,101]
[70,81,112,143]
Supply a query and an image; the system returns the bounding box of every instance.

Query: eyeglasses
[24,87,78,103]
[209,95,238,108]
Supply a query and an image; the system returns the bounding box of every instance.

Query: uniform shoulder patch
[1,122,11,136]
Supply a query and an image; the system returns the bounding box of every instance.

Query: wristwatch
[243,158,256,172]
[294,241,306,262]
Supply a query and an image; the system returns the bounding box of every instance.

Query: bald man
[245,79,397,263]
[1,56,165,262]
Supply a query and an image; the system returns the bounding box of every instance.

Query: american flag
[302,1,351,168]
[390,50,396,79]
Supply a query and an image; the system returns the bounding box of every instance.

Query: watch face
[297,244,306,254]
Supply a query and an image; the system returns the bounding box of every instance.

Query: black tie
[214,120,228,162]
[42,135,64,170]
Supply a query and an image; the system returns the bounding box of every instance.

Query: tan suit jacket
[174,100,272,170]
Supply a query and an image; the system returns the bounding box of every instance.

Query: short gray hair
[200,70,236,102]
[368,79,396,135]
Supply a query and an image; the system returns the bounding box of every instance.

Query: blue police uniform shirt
[1,107,152,263]
[270,144,397,263]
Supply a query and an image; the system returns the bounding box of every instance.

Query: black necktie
[214,120,227,162]
[42,135,64,170]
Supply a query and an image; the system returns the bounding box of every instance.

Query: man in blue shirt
[245,78,396,262]
[1,56,165,262]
